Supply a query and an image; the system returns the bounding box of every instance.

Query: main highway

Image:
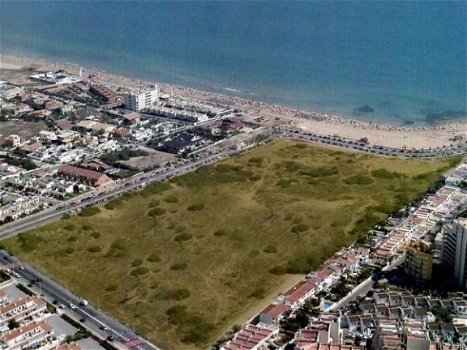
[0,249,159,350]
[0,148,240,238]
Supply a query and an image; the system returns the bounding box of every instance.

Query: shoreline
[1,53,466,150]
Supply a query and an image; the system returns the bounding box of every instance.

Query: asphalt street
[0,249,160,350]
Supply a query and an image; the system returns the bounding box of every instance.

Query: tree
[8,319,20,330]
[65,335,74,343]
[231,324,241,333]
[73,184,80,194]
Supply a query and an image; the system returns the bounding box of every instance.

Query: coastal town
[0,57,466,350]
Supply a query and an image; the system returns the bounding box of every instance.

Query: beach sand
[1,54,465,150]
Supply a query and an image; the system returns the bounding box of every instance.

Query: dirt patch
[119,150,176,170]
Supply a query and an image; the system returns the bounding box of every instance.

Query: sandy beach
[1,53,465,150]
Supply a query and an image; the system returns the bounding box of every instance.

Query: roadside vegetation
[2,140,459,349]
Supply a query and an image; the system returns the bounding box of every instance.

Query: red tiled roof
[284,280,317,303]
[58,164,108,182]
[3,320,52,341]
[124,112,141,121]
[260,303,290,319]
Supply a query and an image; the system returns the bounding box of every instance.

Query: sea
[0,0,466,125]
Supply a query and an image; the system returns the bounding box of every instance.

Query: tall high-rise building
[120,85,159,111]
[404,243,432,284]
[443,219,467,289]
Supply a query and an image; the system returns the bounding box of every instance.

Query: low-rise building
[259,303,291,325]
[58,164,111,186]
[0,296,47,332]
[89,84,121,107]
[1,320,53,350]
[221,323,277,350]
[3,135,21,148]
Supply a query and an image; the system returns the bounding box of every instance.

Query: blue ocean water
[0,1,465,125]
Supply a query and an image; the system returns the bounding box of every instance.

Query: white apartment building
[121,86,159,111]
[443,219,467,289]
[0,296,47,332]
[1,320,53,350]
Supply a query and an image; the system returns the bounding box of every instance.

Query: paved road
[0,149,239,238]
[0,249,161,350]
[283,130,467,158]
[329,254,407,311]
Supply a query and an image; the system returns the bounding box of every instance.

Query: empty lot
[3,140,458,349]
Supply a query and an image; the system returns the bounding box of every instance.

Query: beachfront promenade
[282,128,467,159]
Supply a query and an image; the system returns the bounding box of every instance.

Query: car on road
[69,303,76,309]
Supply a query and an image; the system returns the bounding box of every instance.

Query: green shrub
[106,284,118,292]
[187,203,204,211]
[79,207,101,217]
[213,229,228,237]
[285,256,312,274]
[344,174,374,185]
[174,233,193,243]
[263,245,278,254]
[248,250,260,258]
[64,223,75,231]
[269,265,286,275]
[106,198,123,210]
[87,245,102,253]
[114,250,127,258]
[131,259,143,267]
[164,194,179,203]
[90,231,101,239]
[64,247,75,254]
[82,224,92,231]
[250,287,266,299]
[291,223,309,233]
[278,178,291,188]
[131,266,149,276]
[153,288,190,300]
[170,262,188,270]
[166,305,188,325]
[300,166,339,177]
[111,239,126,250]
[147,207,166,217]
[143,182,171,195]
[181,321,215,345]
[371,168,403,179]
[148,199,160,208]
[249,156,264,164]
[147,254,161,263]
[18,232,42,252]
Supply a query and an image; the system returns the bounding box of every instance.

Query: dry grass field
[3,140,458,349]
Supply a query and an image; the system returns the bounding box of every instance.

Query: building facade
[404,244,433,284]
[121,86,158,111]
[443,219,467,289]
